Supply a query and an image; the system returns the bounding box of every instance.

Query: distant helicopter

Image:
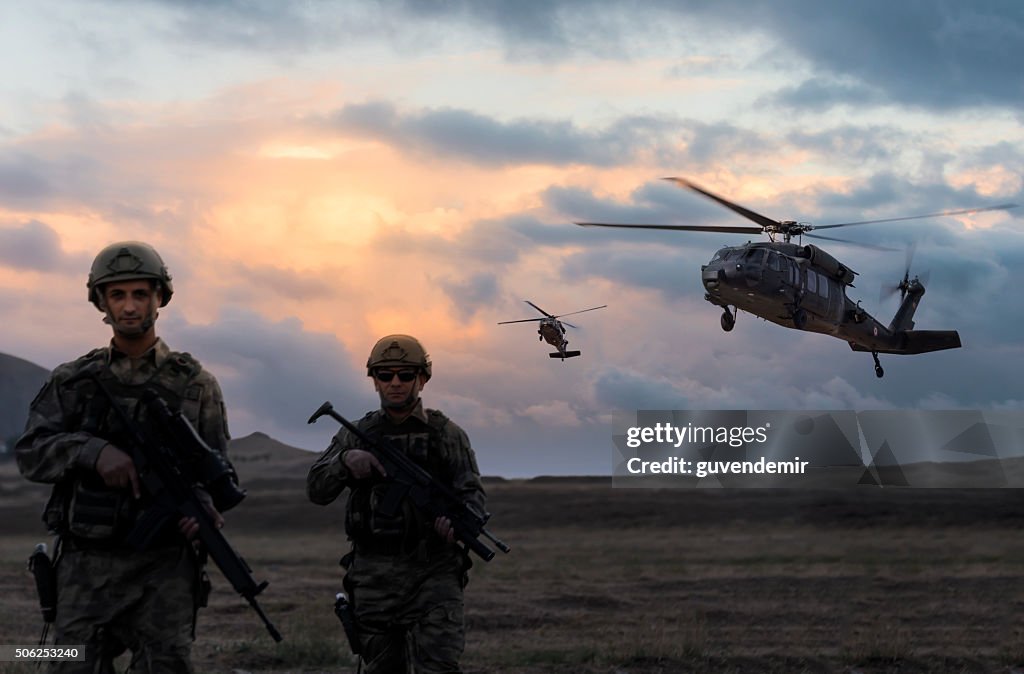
[498,300,607,360]
[577,177,1017,378]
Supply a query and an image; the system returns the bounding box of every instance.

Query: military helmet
[367,334,432,381]
[87,241,174,309]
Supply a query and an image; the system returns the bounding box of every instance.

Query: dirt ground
[3,476,1024,673]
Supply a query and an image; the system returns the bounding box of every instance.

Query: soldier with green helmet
[308,334,486,673]
[16,241,235,673]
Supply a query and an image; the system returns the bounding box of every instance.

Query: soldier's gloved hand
[435,516,455,544]
[343,449,387,480]
[178,489,224,541]
[95,444,141,498]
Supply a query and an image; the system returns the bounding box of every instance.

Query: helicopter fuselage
[538,319,568,350]
[700,241,958,356]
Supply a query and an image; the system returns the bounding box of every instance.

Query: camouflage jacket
[306,400,486,546]
[16,338,232,535]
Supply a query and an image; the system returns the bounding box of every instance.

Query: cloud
[162,308,372,448]
[0,220,89,272]
[0,154,54,204]
[437,272,502,319]
[328,101,679,167]
[227,262,339,301]
[754,2,1024,111]
[766,78,886,112]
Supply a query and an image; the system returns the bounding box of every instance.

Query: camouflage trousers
[347,548,467,674]
[50,543,198,674]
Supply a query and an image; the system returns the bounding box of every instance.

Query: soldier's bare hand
[178,490,224,541]
[95,444,141,498]
[435,516,455,544]
[343,449,387,480]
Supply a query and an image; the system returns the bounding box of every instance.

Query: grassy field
[3,473,1024,673]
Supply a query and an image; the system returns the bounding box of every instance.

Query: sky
[1,1,1022,477]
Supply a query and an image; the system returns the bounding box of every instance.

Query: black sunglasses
[374,369,418,383]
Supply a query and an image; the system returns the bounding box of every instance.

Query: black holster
[28,542,57,624]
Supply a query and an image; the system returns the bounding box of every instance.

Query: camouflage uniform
[16,337,231,674]
[307,400,485,674]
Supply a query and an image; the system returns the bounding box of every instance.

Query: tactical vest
[344,408,453,554]
[48,349,204,544]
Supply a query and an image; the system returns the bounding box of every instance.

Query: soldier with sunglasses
[307,334,486,674]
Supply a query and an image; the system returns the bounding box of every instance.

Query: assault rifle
[307,401,510,561]
[69,371,283,642]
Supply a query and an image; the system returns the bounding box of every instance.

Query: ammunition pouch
[346,481,437,556]
[66,478,137,541]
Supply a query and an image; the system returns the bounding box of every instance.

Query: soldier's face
[373,368,427,410]
[101,280,160,336]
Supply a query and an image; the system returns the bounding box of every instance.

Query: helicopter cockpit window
[806,269,817,294]
[817,272,829,298]
[744,249,765,265]
[767,251,781,271]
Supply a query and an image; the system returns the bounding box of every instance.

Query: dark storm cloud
[330,102,678,167]
[0,220,89,272]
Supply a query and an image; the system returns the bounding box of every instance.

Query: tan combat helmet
[87,241,174,310]
[366,334,432,381]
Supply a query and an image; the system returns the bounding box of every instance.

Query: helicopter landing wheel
[792,308,807,330]
[539,335,543,341]
[720,310,735,332]
[872,352,884,378]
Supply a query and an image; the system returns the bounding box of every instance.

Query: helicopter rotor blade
[804,232,899,252]
[524,300,554,318]
[879,282,901,303]
[562,321,578,329]
[904,240,917,277]
[813,203,1019,230]
[575,222,762,234]
[552,305,608,319]
[663,177,783,231]
[497,318,545,325]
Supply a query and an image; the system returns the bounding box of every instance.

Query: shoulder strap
[425,408,449,433]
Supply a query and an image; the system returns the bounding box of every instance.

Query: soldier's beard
[104,309,157,337]
[380,389,418,411]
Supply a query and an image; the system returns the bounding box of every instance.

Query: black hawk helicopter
[498,300,607,360]
[578,177,1017,378]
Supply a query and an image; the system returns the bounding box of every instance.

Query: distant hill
[228,431,317,485]
[0,353,50,453]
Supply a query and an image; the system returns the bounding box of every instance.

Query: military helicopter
[498,300,607,360]
[577,177,1017,378]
